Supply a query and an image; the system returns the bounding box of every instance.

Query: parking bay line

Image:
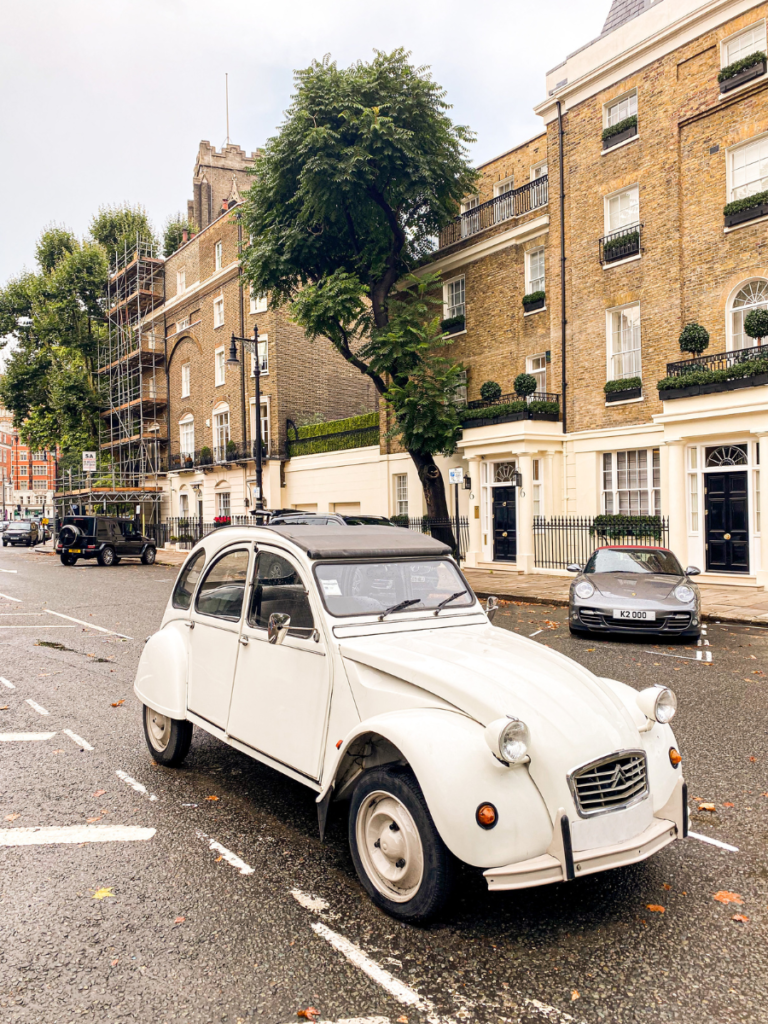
[0,676,15,689]
[116,769,158,800]
[0,732,57,742]
[0,624,78,629]
[0,825,156,846]
[25,698,49,716]
[641,649,713,663]
[196,831,254,875]
[689,831,739,853]
[45,609,133,640]
[63,728,94,751]
[0,593,22,603]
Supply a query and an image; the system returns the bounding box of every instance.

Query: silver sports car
[567,546,701,640]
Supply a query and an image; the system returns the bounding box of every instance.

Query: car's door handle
[239,635,249,646]
[184,621,195,629]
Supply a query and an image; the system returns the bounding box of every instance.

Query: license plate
[613,608,655,621]
[70,549,82,554]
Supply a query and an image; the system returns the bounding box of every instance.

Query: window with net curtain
[730,280,768,349]
[602,449,661,515]
[608,305,641,381]
[213,408,230,460]
[729,135,768,203]
[179,416,194,457]
[444,277,465,319]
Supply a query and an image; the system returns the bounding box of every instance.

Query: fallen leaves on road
[91,887,114,900]
[110,699,125,707]
[571,991,580,1001]
[93,790,106,798]
[4,813,20,822]
[214,855,223,862]
[297,1008,320,1022]
[662,883,671,890]
[0,705,8,711]
[713,891,743,905]
[646,905,665,913]
[86,816,103,823]
[205,795,219,801]
[397,1017,409,1023]
[698,803,716,812]
[723,802,735,807]
[174,916,185,924]
[732,914,749,923]
[111,958,119,966]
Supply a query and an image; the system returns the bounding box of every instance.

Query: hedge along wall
[288,411,380,457]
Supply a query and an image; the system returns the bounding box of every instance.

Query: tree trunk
[408,448,457,554]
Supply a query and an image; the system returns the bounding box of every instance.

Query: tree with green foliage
[241,49,478,536]
[162,213,199,258]
[90,203,157,264]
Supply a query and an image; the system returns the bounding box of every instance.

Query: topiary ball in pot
[678,322,710,354]
[479,381,502,403]
[744,308,768,341]
[514,372,538,398]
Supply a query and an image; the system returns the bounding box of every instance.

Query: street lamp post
[227,326,264,516]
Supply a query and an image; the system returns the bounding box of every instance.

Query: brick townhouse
[0,405,57,518]
[145,142,375,522]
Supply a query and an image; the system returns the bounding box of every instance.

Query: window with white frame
[461,196,479,214]
[453,369,468,405]
[216,491,231,517]
[213,295,224,328]
[493,176,514,196]
[181,363,191,398]
[532,459,543,517]
[250,398,270,446]
[179,415,195,456]
[444,277,465,320]
[249,338,269,375]
[179,493,189,516]
[688,446,699,531]
[531,162,548,180]
[250,289,268,314]
[215,346,225,386]
[602,448,660,515]
[728,134,768,203]
[395,474,408,516]
[177,316,190,332]
[213,408,230,460]
[604,90,637,129]
[215,241,222,270]
[177,269,186,294]
[493,177,515,222]
[526,248,545,293]
[605,186,639,233]
[730,279,768,349]
[526,353,546,392]
[607,304,642,381]
[722,22,766,66]
[460,196,480,237]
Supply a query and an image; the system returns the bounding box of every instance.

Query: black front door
[492,486,517,562]
[705,471,749,573]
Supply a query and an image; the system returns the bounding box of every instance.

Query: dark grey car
[567,546,701,640]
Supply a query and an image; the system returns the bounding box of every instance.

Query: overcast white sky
[0,0,608,293]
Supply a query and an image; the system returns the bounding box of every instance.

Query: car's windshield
[13,523,31,531]
[314,559,474,617]
[585,548,683,576]
[343,516,396,526]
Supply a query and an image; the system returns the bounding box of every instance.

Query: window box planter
[602,231,640,262]
[605,386,642,403]
[440,315,465,336]
[523,296,545,313]
[724,201,768,227]
[461,408,560,428]
[719,58,766,93]
[602,123,637,150]
[659,372,768,400]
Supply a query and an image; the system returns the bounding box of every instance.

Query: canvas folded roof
[267,525,452,560]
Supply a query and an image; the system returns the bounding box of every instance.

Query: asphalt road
[0,544,766,1024]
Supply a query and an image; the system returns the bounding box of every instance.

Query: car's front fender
[321,708,554,869]
[133,623,188,719]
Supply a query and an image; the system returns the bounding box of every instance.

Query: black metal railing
[665,342,768,378]
[169,440,282,471]
[164,515,264,549]
[464,390,560,411]
[144,521,169,547]
[391,515,470,561]
[533,515,669,570]
[287,424,381,458]
[439,176,548,249]
[599,223,642,264]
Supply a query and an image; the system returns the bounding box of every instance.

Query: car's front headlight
[485,716,530,764]
[675,584,695,602]
[574,580,594,599]
[636,685,677,724]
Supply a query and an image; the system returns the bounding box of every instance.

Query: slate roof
[601,0,659,36]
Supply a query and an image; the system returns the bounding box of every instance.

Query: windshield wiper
[378,598,421,621]
[433,591,466,616]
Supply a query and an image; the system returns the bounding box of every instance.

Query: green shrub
[460,399,558,423]
[744,308,768,340]
[602,114,637,142]
[440,315,465,334]
[604,229,639,253]
[522,290,545,307]
[678,322,710,354]
[657,354,768,391]
[289,412,380,456]
[479,381,502,402]
[718,50,766,82]
[723,189,768,216]
[590,514,663,541]
[226,440,238,459]
[514,372,538,397]
[199,446,212,464]
[604,376,641,394]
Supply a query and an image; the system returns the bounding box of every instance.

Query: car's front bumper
[571,605,699,636]
[484,777,686,891]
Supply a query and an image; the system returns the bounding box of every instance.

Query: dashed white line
[25,698,49,716]
[0,732,57,742]
[197,831,254,875]
[523,998,585,1023]
[116,769,158,800]
[0,825,156,846]
[0,676,15,689]
[290,888,330,913]
[689,831,739,853]
[529,629,543,637]
[44,608,133,640]
[0,569,18,573]
[63,728,94,751]
[0,592,22,603]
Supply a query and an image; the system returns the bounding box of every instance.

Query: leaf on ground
[205,795,219,801]
[586,648,595,652]
[110,699,125,707]
[732,913,749,923]
[713,890,743,905]
[749,756,757,762]
[111,958,119,966]
[93,790,106,798]
[397,1017,409,1023]
[571,990,580,1001]
[723,802,735,807]
[662,883,671,890]
[0,705,8,711]
[646,905,665,913]
[4,813,20,822]
[698,803,716,812]
[174,916,185,924]
[87,816,103,823]
[91,887,114,900]
[297,1009,320,1022]
[215,855,223,862]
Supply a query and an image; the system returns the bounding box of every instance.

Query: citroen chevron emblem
[609,765,628,790]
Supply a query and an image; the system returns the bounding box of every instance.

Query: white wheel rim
[146,707,171,751]
[356,790,425,903]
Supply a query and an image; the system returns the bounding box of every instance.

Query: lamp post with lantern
[226,325,265,516]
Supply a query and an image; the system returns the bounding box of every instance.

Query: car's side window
[97,520,111,540]
[248,551,315,635]
[195,548,250,621]
[172,550,206,610]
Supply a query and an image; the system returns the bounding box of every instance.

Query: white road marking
[197,831,254,875]
[0,592,22,602]
[290,888,330,913]
[0,625,78,629]
[0,676,15,688]
[276,1019,390,1024]
[0,569,18,573]
[523,998,585,1023]
[529,629,543,637]
[116,769,158,801]
[45,609,133,640]
[0,825,156,846]
[689,831,739,853]
[642,650,712,663]
[0,732,57,742]
[63,728,94,751]
[25,698,49,716]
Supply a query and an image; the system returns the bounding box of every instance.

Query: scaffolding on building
[54,237,167,525]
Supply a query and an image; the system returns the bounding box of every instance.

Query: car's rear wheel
[142,705,193,767]
[60,553,78,566]
[97,545,115,567]
[349,766,454,923]
[141,547,156,565]
[112,556,121,565]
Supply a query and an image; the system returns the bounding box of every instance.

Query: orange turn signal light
[335,740,343,749]
[669,747,682,767]
[476,803,498,829]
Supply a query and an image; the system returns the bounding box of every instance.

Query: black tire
[60,553,78,566]
[97,545,115,567]
[142,704,193,767]
[112,556,121,565]
[141,546,156,565]
[58,524,82,548]
[348,765,455,923]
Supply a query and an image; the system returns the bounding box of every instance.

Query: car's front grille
[578,609,691,632]
[569,751,648,816]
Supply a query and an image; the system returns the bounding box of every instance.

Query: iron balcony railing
[464,390,560,411]
[533,515,669,570]
[439,176,548,249]
[599,223,642,264]
[665,342,768,377]
[169,440,282,471]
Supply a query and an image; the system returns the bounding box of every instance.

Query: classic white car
[135,525,687,922]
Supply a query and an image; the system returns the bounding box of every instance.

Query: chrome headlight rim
[674,584,695,603]
[574,580,595,600]
[484,716,530,765]
[636,685,677,725]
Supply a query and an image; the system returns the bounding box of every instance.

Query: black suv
[3,521,40,547]
[56,516,157,567]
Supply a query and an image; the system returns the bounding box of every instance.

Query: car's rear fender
[320,709,553,869]
[133,622,188,719]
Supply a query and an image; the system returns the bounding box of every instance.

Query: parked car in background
[3,521,40,547]
[567,546,701,640]
[135,524,686,922]
[56,516,157,566]
[269,511,396,527]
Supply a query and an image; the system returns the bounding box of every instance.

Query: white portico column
[757,433,768,589]
[516,453,535,573]
[666,442,687,562]
[464,456,483,568]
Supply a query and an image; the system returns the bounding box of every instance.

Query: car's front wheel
[349,766,454,923]
[142,705,193,767]
[141,546,156,565]
[97,545,115,567]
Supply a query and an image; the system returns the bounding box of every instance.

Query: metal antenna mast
[225,73,230,145]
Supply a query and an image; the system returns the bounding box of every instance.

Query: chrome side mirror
[267,612,291,644]
[685,566,701,576]
[485,595,499,623]
[566,563,582,573]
